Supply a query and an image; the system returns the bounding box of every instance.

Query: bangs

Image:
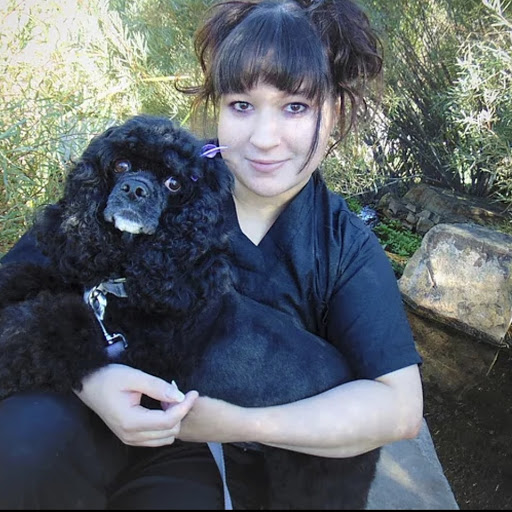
[212,6,331,104]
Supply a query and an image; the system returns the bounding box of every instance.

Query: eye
[285,102,308,114]
[164,176,182,192]
[232,101,253,112]
[114,159,131,173]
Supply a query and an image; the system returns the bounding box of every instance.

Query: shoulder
[312,172,368,232]
[311,172,377,268]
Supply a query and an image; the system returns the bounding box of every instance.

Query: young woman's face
[217,82,336,206]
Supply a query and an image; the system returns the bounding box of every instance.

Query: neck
[232,194,286,246]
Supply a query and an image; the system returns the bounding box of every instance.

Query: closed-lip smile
[247,158,287,172]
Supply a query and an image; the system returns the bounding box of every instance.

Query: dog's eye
[164,176,182,192]
[114,160,131,173]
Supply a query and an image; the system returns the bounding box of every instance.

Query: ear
[33,158,119,282]
[64,161,101,195]
[61,160,110,224]
[30,202,66,256]
[202,157,234,199]
[78,123,124,175]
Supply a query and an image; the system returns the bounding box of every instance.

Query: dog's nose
[119,178,150,200]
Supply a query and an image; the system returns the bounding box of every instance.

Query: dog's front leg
[0,292,110,401]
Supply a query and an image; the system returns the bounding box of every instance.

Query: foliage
[2,0,512,258]
[321,135,382,199]
[345,196,363,215]
[360,0,476,190]
[358,0,512,203]
[373,219,422,258]
[442,0,512,202]
[106,0,213,118]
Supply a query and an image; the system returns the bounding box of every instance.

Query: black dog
[0,115,379,509]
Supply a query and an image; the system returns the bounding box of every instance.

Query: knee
[0,391,86,467]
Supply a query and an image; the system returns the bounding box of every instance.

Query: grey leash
[207,442,233,510]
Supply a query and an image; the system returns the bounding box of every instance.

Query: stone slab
[367,419,459,510]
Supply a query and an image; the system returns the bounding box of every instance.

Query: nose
[119,177,151,200]
[249,109,280,150]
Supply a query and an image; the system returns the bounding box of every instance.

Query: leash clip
[85,282,128,357]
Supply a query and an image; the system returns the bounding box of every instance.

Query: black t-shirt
[225,171,422,380]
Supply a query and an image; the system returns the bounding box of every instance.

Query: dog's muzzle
[104,173,167,234]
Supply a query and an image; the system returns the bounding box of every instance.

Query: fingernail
[168,381,185,402]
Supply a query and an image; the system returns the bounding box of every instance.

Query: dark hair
[181,0,382,160]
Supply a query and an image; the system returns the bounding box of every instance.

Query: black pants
[0,392,268,510]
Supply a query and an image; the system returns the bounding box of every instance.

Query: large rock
[398,223,512,347]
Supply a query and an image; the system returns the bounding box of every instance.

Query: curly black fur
[0,115,233,393]
[0,115,379,510]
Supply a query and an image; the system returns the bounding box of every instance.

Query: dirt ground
[408,311,512,510]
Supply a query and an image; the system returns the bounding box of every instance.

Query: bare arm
[178,364,423,458]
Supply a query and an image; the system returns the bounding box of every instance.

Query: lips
[247,158,287,173]
[104,210,157,235]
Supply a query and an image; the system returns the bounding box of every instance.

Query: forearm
[254,377,422,457]
[179,365,423,458]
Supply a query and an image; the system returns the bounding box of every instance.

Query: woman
[0,0,423,509]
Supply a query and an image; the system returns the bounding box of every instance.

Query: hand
[75,364,198,447]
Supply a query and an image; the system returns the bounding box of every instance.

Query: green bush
[362,0,512,203]
[442,0,512,201]
[345,196,363,215]
[321,131,383,199]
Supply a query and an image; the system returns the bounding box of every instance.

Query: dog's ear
[60,123,123,200]
[31,202,66,257]
[31,156,119,284]
[63,161,102,198]
[60,121,132,212]
[201,156,234,199]
[68,123,124,184]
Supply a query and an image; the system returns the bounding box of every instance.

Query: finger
[126,434,178,448]
[124,425,181,444]
[161,390,199,411]
[162,390,199,420]
[123,391,199,432]
[122,368,185,403]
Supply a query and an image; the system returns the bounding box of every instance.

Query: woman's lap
[0,391,225,510]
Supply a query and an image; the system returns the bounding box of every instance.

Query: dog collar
[84,278,128,359]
